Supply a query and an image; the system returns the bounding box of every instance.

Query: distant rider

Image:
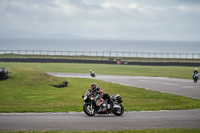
[193,68,199,82]
[89,70,95,77]
[193,68,199,74]
[90,83,111,103]
[90,70,92,74]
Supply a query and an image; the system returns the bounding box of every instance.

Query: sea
[0,38,200,58]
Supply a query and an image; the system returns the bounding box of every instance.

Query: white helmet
[195,68,198,70]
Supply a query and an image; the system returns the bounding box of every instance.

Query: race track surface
[1,110,200,131]
[47,72,200,99]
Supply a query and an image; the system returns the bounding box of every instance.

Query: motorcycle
[193,73,199,83]
[90,71,96,77]
[82,90,124,116]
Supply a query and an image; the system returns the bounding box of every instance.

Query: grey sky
[0,0,200,41]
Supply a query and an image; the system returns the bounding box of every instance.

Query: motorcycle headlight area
[84,95,87,100]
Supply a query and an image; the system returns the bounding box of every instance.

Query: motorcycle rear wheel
[113,104,124,116]
[83,104,96,116]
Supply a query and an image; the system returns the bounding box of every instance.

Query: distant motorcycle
[193,73,199,83]
[90,70,96,77]
[82,90,124,116]
[90,72,95,77]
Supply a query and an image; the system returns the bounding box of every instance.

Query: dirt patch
[50,81,68,88]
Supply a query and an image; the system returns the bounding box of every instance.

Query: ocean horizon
[1,38,200,54]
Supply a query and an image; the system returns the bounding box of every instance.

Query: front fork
[87,101,95,112]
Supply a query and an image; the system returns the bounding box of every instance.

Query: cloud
[0,0,200,40]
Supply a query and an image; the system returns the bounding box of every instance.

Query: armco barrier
[0,58,200,66]
[1,50,200,59]
[0,58,116,64]
[127,61,200,66]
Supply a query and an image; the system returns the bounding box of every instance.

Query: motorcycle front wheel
[113,104,124,116]
[83,104,96,116]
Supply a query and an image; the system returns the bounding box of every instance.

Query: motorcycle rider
[90,83,111,103]
[89,70,95,77]
[193,68,199,74]
[89,70,92,74]
[193,68,199,82]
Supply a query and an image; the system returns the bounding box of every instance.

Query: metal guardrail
[0,50,200,59]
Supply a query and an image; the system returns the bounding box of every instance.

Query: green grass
[0,62,198,79]
[1,129,200,133]
[0,66,200,113]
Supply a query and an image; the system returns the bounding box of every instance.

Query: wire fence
[0,50,200,59]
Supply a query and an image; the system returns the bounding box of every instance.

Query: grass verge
[0,62,198,79]
[0,67,199,112]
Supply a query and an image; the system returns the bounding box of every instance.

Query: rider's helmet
[195,68,198,71]
[91,83,98,90]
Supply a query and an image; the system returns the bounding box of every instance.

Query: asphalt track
[1,110,200,131]
[47,72,200,99]
[1,73,200,131]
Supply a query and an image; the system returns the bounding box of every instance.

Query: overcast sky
[0,0,200,41]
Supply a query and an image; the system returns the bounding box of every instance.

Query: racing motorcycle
[90,71,96,77]
[193,73,199,83]
[90,72,96,77]
[82,90,124,116]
